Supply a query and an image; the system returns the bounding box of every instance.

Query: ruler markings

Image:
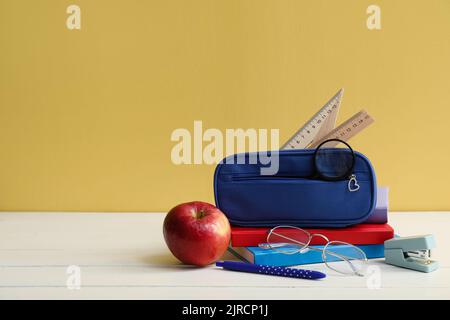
[282,89,374,150]
[281,89,343,150]
[309,110,374,148]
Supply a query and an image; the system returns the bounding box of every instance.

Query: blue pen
[216,261,326,280]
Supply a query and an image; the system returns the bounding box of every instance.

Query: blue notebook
[229,243,384,267]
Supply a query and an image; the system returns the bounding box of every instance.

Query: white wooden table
[0,212,448,299]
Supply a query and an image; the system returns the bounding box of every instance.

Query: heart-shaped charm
[348,175,360,192]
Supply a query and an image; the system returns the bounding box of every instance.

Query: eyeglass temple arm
[262,240,358,265]
[267,232,310,247]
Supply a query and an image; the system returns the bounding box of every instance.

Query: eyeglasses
[258,225,368,276]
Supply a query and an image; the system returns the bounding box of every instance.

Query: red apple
[163,201,231,266]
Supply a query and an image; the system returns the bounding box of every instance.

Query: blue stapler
[384,235,438,273]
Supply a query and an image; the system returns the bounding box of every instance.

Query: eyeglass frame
[259,225,368,276]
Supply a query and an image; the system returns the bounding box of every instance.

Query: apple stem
[197,210,205,219]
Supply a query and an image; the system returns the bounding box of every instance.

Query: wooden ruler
[281,89,344,150]
[309,109,374,148]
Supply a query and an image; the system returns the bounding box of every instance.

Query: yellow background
[1,0,449,212]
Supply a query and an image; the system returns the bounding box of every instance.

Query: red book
[231,224,394,247]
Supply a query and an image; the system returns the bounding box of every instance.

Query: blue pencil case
[214,149,377,228]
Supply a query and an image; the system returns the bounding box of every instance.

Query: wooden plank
[0,262,448,288]
[2,285,449,300]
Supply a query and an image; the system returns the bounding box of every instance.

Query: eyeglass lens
[266,226,310,254]
[322,241,367,276]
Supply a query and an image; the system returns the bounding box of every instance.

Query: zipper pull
[348,174,360,192]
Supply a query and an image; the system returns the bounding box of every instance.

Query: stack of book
[228,187,394,266]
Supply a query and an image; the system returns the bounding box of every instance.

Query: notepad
[230,223,394,247]
[229,243,385,267]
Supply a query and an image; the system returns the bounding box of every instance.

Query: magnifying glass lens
[315,140,354,180]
